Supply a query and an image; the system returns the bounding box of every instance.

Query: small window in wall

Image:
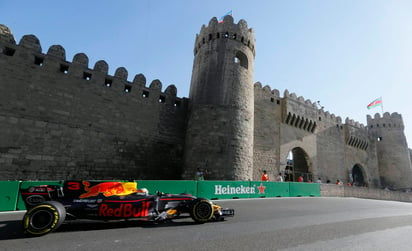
[377,136,383,141]
[3,47,15,56]
[174,100,181,107]
[271,97,274,103]
[105,78,112,87]
[233,33,237,39]
[60,64,69,74]
[142,90,149,98]
[319,117,322,121]
[83,72,92,81]
[277,100,280,105]
[217,33,220,39]
[224,32,229,38]
[34,56,44,66]
[234,51,248,69]
[209,34,212,41]
[159,95,165,103]
[124,85,132,93]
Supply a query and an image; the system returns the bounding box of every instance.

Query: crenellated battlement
[283,89,347,129]
[0,24,15,43]
[367,112,404,130]
[345,118,366,129]
[194,16,256,56]
[253,82,280,103]
[0,24,185,107]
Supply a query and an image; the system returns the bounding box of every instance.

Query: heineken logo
[214,183,266,195]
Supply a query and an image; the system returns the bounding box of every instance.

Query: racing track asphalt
[2,197,412,250]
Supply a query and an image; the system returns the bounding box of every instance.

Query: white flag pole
[380,96,383,114]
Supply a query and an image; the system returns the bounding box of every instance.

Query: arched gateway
[352,164,366,187]
[284,147,312,182]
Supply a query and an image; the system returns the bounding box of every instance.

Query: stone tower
[367,112,412,188]
[182,16,256,180]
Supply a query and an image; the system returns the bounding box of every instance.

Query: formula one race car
[20,180,234,237]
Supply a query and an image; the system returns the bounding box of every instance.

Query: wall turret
[183,16,255,180]
[367,112,412,188]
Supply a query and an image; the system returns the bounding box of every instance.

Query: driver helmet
[137,188,149,195]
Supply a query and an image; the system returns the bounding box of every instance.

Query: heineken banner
[249,181,290,198]
[198,181,252,199]
[197,181,292,199]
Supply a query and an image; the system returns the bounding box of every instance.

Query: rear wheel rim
[30,210,54,230]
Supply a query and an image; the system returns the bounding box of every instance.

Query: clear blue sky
[2,0,412,145]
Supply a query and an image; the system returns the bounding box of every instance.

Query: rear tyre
[190,199,214,223]
[23,201,66,237]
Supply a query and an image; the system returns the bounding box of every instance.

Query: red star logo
[257,183,266,194]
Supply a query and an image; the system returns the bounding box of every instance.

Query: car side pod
[23,201,66,237]
[190,199,214,223]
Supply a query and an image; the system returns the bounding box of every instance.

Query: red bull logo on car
[99,201,151,217]
[79,181,138,198]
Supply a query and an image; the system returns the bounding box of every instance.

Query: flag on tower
[367,97,382,110]
[218,10,233,23]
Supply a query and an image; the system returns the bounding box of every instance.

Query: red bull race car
[20,180,235,237]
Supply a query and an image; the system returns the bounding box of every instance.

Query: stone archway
[352,164,366,187]
[284,147,312,182]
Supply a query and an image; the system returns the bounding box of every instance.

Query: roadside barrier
[0,181,20,211]
[0,180,320,212]
[289,182,320,197]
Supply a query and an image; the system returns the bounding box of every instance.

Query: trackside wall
[1,180,319,211]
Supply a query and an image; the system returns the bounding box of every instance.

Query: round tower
[367,112,412,188]
[182,16,256,180]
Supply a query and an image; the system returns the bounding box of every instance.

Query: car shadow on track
[58,219,199,233]
[0,219,201,240]
[0,219,25,240]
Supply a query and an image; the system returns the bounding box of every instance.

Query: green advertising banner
[9,180,320,212]
[197,181,256,199]
[136,180,197,196]
[0,181,21,211]
[17,181,64,210]
[289,182,320,197]
[249,181,290,198]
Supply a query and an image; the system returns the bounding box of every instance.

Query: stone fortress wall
[0,25,188,180]
[1,17,411,189]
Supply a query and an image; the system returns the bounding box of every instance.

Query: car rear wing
[20,185,64,208]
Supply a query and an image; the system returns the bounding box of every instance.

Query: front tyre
[23,201,66,237]
[190,199,214,223]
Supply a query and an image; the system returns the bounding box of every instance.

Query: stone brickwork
[1,18,412,189]
[0,25,188,180]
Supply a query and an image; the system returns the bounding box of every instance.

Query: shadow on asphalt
[0,219,25,240]
[0,218,200,240]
